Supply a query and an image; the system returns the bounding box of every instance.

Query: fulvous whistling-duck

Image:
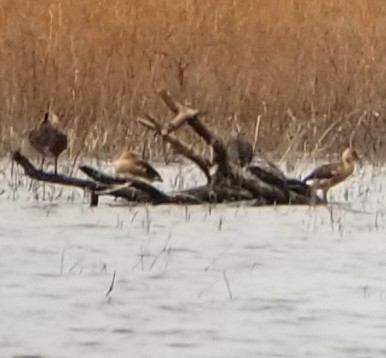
[21,112,67,174]
[114,148,163,184]
[303,147,360,201]
[226,136,254,167]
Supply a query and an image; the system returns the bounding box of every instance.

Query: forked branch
[137,114,211,182]
[158,89,227,166]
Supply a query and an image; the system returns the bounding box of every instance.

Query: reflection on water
[1,162,386,357]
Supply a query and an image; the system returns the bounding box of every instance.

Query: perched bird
[21,112,68,174]
[226,135,254,167]
[302,147,359,201]
[114,148,163,184]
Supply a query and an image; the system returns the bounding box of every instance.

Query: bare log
[176,185,258,203]
[13,150,320,206]
[12,151,98,190]
[137,115,211,182]
[12,151,203,205]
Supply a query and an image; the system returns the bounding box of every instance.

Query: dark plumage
[226,136,254,167]
[302,164,335,182]
[22,112,67,174]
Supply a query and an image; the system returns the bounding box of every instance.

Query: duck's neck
[342,157,354,174]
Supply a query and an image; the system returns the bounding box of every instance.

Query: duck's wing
[29,127,67,157]
[227,137,254,166]
[248,160,287,189]
[303,163,338,182]
[286,178,311,195]
[136,160,163,182]
[48,129,67,155]
[28,128,51,156]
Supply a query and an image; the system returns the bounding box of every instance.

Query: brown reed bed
[1,0,386,162]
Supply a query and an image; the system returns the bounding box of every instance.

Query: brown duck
[21,112,67,174]
[226,135,254,167]
[303,148,359,201]
[114,148,163,183]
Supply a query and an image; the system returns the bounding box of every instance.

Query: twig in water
[163,246,171,273]
[149,233,172,271]
[328,205,335,231]
[130,210,139,224]
[204,244,232,271]
[60,249,65,275]
[144,206,151,234]
[132,250,145,271]
[223,271,233,300]
[106,270,117,298]
[218,216,223,231]
[375,211,379,230]
[68,261,81,273]
[184,205,190,221]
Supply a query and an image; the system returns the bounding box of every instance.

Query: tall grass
[1,0,386,160]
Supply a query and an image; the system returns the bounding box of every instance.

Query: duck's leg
[40,157,45,171]
[322,189,328,203]
[54,157,58,175]
[310,181,318,205]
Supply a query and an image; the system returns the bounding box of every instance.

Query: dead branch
[12,151,98,190]
[157,89,227,165]
[12,151,203,206]
[141,90,320,205]
[13,150,320,206]
[137,114,211,182]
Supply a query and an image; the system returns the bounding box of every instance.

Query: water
[1,159,386,357]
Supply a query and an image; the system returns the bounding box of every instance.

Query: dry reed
[1,0,386,160]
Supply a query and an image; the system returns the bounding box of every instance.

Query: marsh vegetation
[1,1,386,160]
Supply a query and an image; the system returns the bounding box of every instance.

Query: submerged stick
[222,271,233,300]
[105,270,117,298]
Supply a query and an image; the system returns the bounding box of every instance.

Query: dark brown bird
[21,112,68,174]
[303,147,359,201]
[226,136,254,167]
[114,148,163,184]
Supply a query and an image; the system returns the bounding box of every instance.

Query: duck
[302,147,359,201]
[114,147,163,184]
[21,112,68,175]
[226,135,254,167]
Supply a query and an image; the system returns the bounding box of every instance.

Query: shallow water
[1,159,386,357]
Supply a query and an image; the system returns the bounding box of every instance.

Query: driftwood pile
[12,90,322,207]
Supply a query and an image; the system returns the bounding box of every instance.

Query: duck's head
[342,148,360,163]
[40,111,59,127]
[118,146,137,160]
[49,112,60,125]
